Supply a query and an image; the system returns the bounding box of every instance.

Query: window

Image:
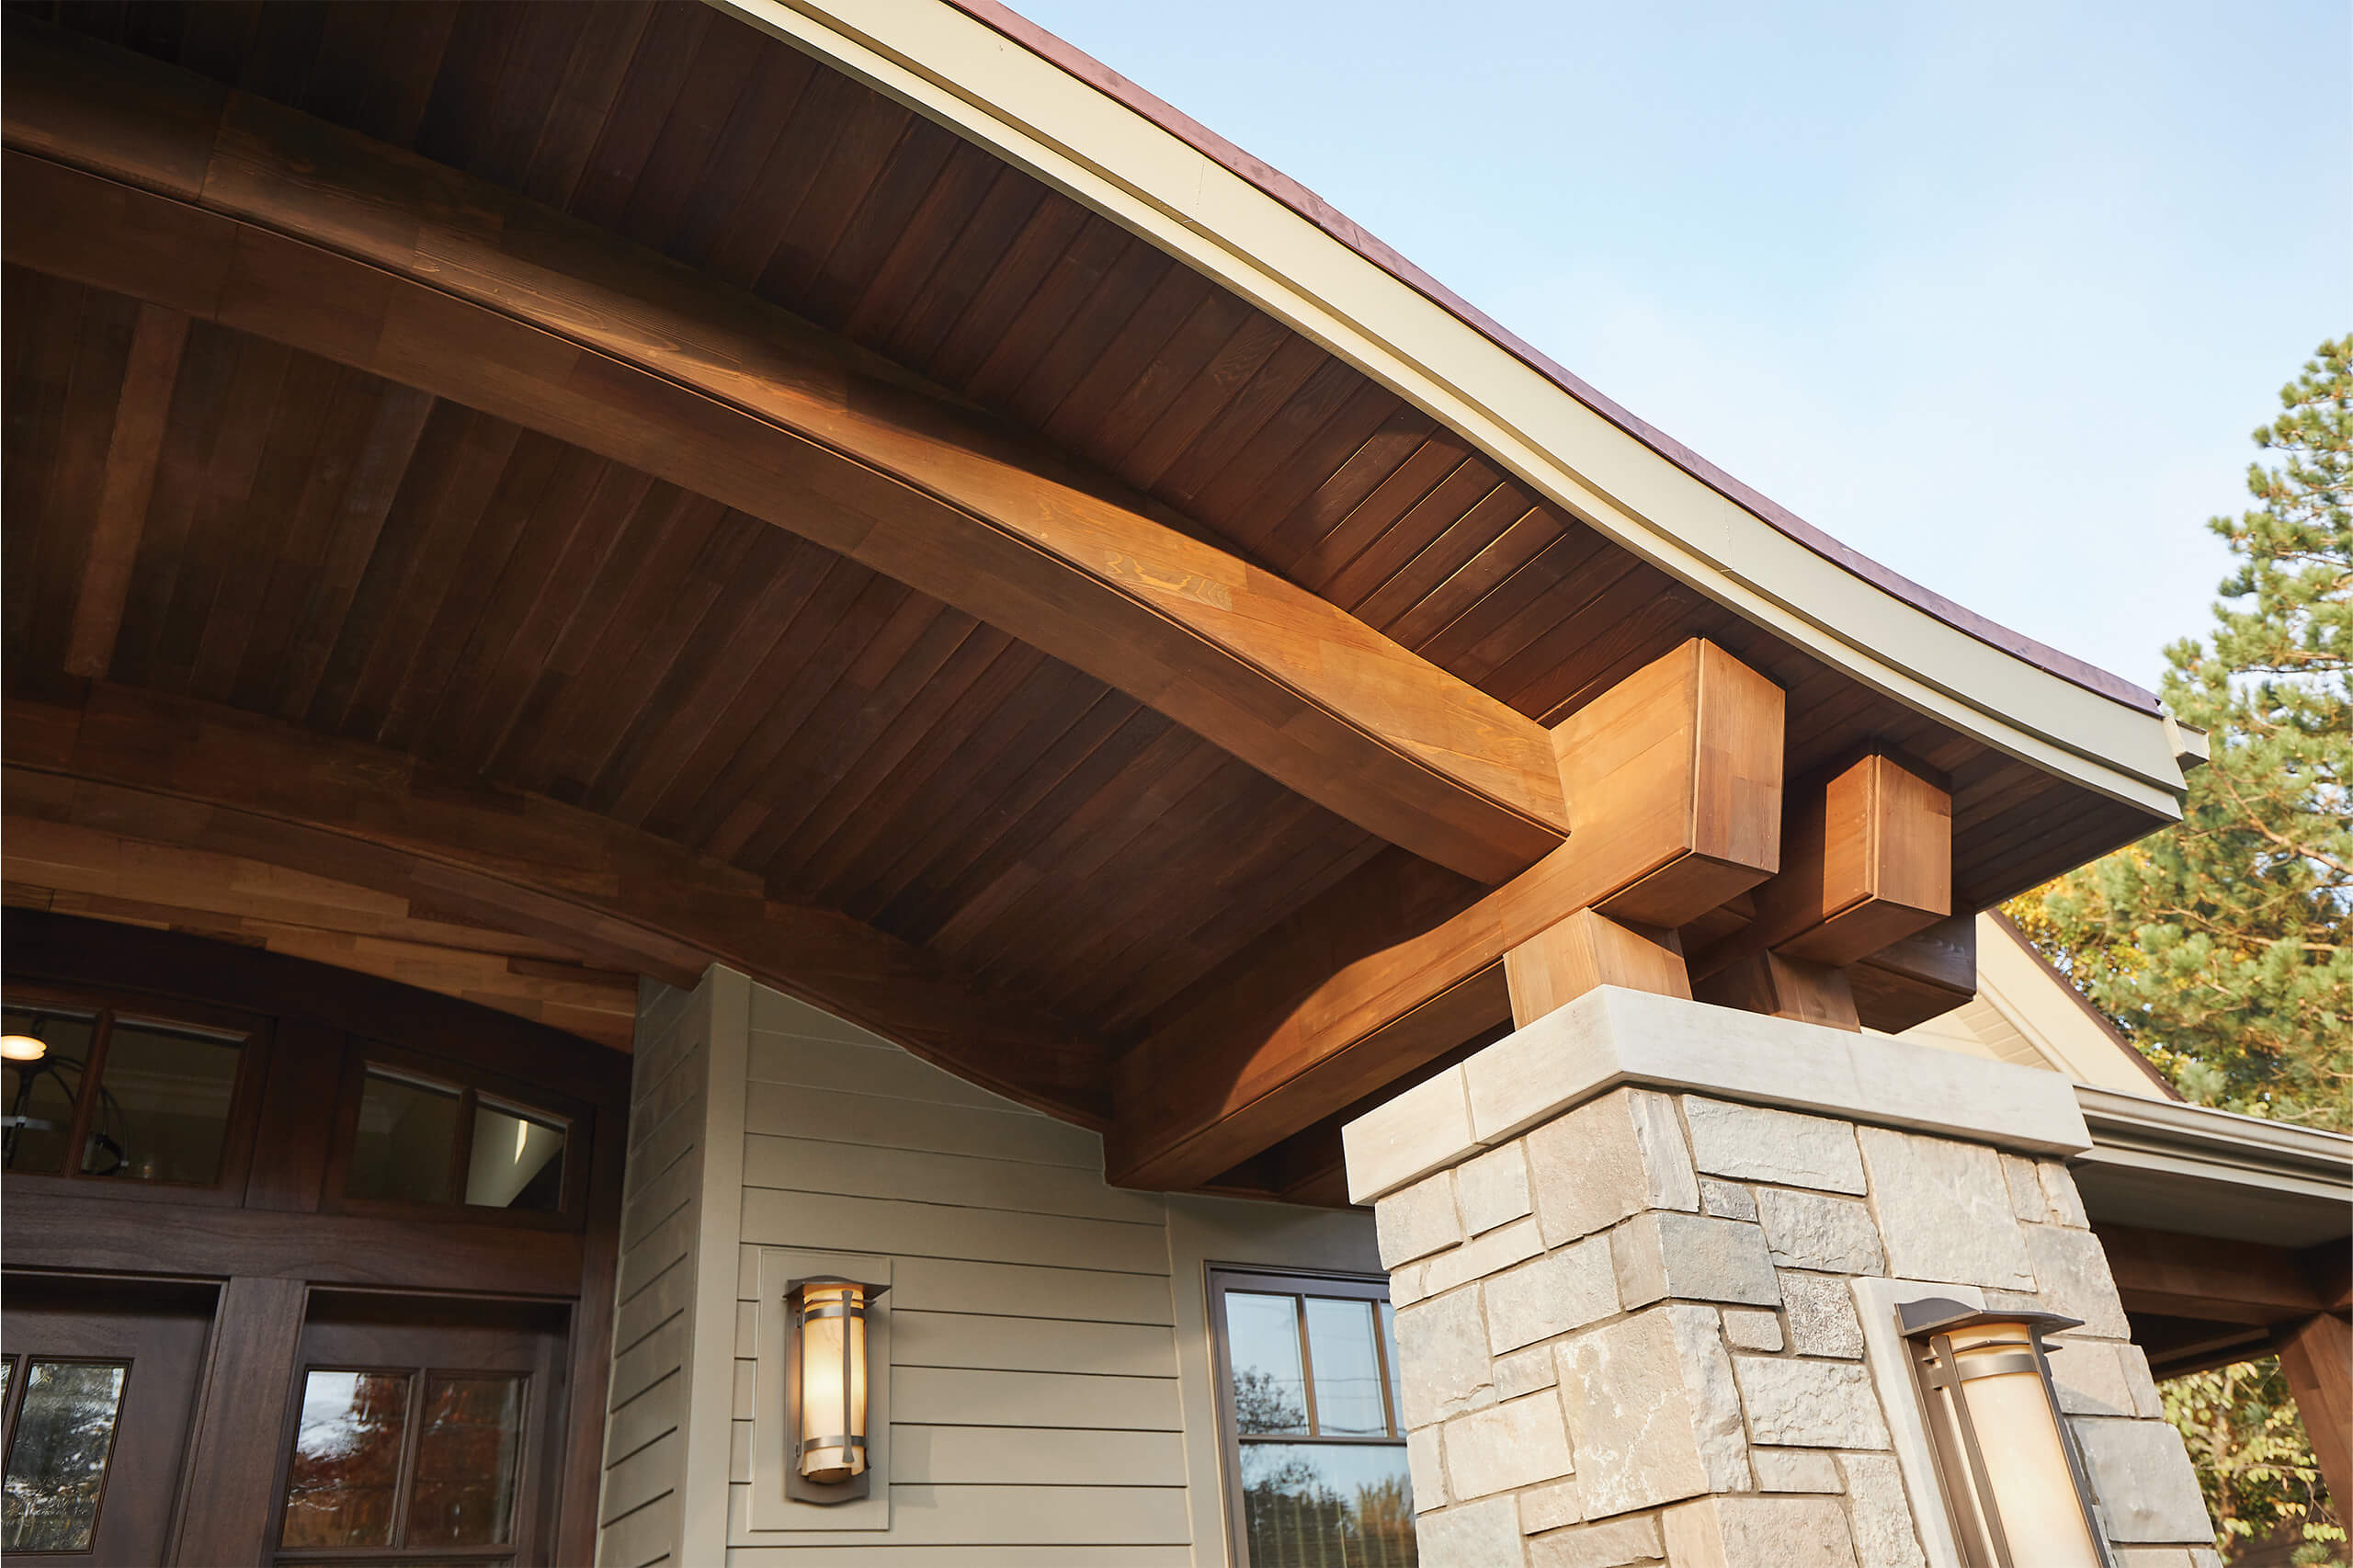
[278,1366,529,1562]
[0,1355,131,1552]
[1210,1269,1416,1568]
[336,1057,572,1219]
[1,1000,252,1188]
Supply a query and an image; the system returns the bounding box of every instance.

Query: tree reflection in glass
[280,1370,412,1549]
[1226,1292,1310,1435]
[1,1360,128,1551]
[1240,1442,1417,1567]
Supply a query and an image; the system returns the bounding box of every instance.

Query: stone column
[1343,987,2219,1568]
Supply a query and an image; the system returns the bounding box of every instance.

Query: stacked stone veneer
[1344,988,2219,1568]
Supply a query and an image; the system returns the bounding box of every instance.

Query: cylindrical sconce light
[784,1276,888,1504]
[1898,1298,2113,1568]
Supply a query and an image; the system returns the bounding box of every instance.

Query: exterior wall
[599,966,1381,1566]
[1345,987,2219,1568]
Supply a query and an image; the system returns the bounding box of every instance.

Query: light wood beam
[1,20,1569,884]
[5,683,1109,1124]
[2279,1310,2351,1510]
[2097,1221,2327,1325]
[3,813,639,1048]
[1108,640,1783,1189]
[1505,909,1689,1028]
[63,301,187,677]
[1695,750,1952,979]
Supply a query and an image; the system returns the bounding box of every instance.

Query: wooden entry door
[267,1296,569,1568]
[0,1275,212,1567]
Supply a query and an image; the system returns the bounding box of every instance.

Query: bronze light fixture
[783,1277,888,1504]
[1898,1298,2114,1568]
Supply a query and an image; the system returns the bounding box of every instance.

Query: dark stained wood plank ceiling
[4,0,2158,1047]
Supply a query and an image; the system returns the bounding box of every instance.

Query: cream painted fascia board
[705,0,2185,819]
[1972,915,2172,1099]
[2075,1085,2353,1206]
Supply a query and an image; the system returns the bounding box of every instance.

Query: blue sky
[1010,0,2350,691]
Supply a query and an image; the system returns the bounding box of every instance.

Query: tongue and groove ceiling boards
[0,1,2186,1196]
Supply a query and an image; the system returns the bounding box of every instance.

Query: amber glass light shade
[1901,1301,2111,1568]
[0,1035,48,1062]
[785,1278,886,1498]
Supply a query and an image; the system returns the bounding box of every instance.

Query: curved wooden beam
[0,19,1568,884]
[5,684,1109,1127]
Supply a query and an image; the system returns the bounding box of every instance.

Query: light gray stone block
[2120,1341,2165,1418]
[1519,1476,1584,1535]
[1527,1513,1663,1568]
[1556,1304,1749,1518]
[1457,1140,1533,1235]
[1347,1064,1476,1203]
[1733,1355,1890,1449]
[1722,1307,1783,1352]
[2051,1335,2144,1416]
[1415,1495,1526,1568]
[1839,1452,1929,1568]
[2111,1550,2195,1567]
[1780,1272,1864,1359]
[1751,1447,1840,1491]
[1528,1087,1699,1246]
[1684,1096,1867,1193]
[2040,1158,2091,1227]
[2023,1223,2132,1338]
[1660,1494,1860,1568]
[1700,1177,1757,1221]
[1392,1260,1429,1307]
[1406,1425,1447,1511]
[1998,1151,2050,1221]
[1397,1285,1494,1427]
[1612,1211,1781,1309]
[1495,1343,1559,1399]
[1426,1214,1544,1295]
[1444,1391,1576,1498]
[1378,1170,1463,1267]
[1858,1128,2035,1290]
[2075,1417,2214,1544]
[1756,1188,1886,1274]
[1484,1234,1618,1354]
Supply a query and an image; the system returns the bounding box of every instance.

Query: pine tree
[2015,336,2353,1129]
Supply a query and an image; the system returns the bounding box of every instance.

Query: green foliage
[2010,335,2353,1129]
[2164,1359,2345,1562]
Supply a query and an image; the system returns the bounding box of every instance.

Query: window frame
[319,1042,589,1231]
[0,1351,134,1557]
[1206,1265,1414,1568]
[0,982,271,1208]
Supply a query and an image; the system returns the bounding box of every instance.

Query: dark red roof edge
[941,0,2160,714]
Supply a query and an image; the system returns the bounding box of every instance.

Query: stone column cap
[1344,988,2091,1203]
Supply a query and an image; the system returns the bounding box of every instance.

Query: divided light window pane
[84,1018,242,1184]
[1,1008,94,1177]
[1302,1297,1388,1436]
[465,1102,565,1213]
[280,1369,412,1549]
[407,1373,526,1547]
[1225,1292,1310,1435]
[2,1359,130,1552]
[347,1071,462,1205]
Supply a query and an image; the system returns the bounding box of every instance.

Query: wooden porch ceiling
[0,2,2177,1196]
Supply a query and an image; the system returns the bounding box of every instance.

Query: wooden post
[1693,949,1861,1031]
[2278,1311,2352,1513]
[1504,909,1689,1028]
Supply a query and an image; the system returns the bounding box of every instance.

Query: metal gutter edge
[2075,1085,2353,1200]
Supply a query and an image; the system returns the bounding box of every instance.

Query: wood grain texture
[2277,1310,2351,1514]
[1848,914,1976,1032]
[1691,949,1861,1032]
[63,301,187,677]
[5,681,1111,1124]
[1,20,1570,884]
[1504,908,1690,1028]
[1108,640,1784,1189]
[1696,750,1953,980]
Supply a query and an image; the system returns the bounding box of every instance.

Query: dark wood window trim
[1206,1265,1412,1567]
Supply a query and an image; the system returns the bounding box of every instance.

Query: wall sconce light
[0,1035,47,1062]
[1898,1298,2114,1568]
[784,1277,887,1504]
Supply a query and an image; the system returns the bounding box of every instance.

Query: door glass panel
[464,1102,565,1212]
[347,1072,461,1204]
[1224,1292,1309,1435]
[1237,1441,1417,1567]
[1,1359,129,1552]
[406,1373,525,1547]
[1,1009,94,1176]
[281,1369,413,1549]
[83,1019,243,1184]
[0,1358,11,1407]
[1302,1296,1388,1436]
